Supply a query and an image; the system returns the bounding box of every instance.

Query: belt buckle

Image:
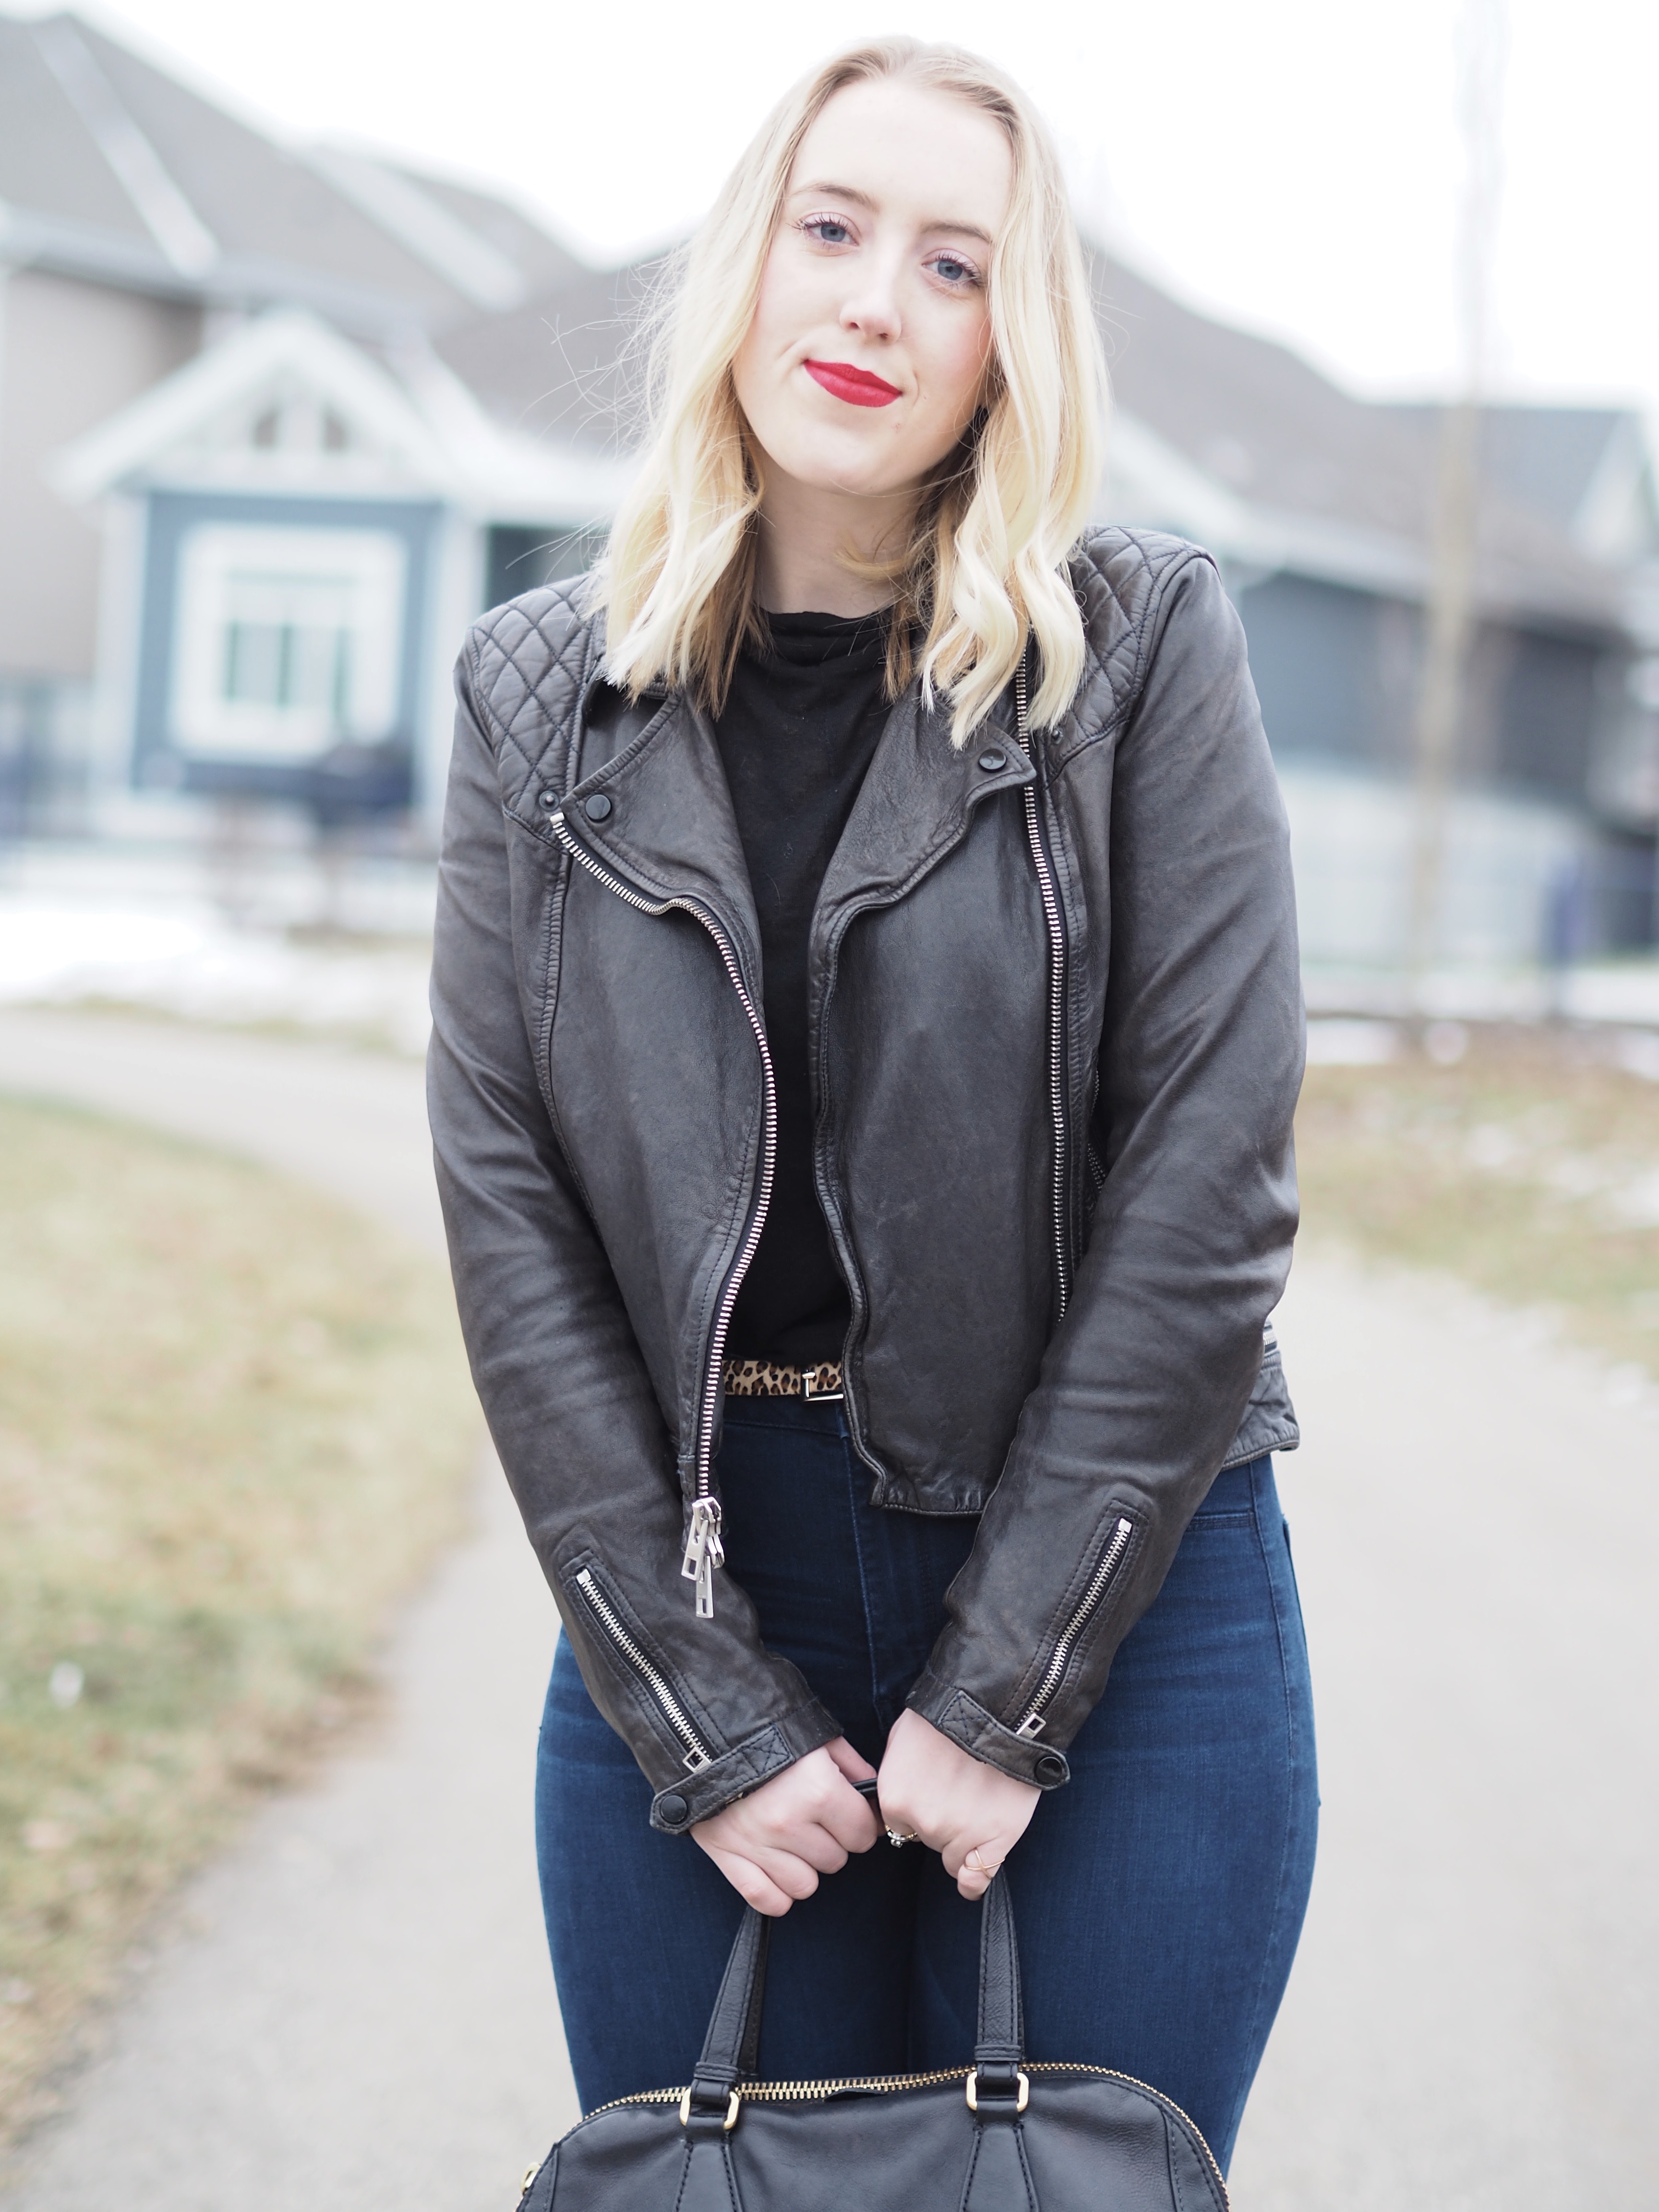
[801,1369,843,1404]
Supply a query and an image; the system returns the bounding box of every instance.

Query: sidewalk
[0,1012,575,2212]
[1231,1255,1659,2209]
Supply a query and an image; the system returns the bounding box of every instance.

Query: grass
[0,1096,479,2143]
[1296,1027,1659,1382]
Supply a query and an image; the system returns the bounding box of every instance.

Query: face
[732,77,1014,512]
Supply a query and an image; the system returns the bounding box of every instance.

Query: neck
[752,468,912,616]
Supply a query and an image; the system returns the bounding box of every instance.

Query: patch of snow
[1608,1171,1659,1231]
[1305,1018,1401,1065]
[0,897,432,1056]
[1612,1030,1659,1082]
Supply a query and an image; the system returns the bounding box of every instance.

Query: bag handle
[683,1906,771,2121]
[685,1828,1026,2119]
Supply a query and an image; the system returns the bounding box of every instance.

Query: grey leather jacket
[428,527,1302,1834]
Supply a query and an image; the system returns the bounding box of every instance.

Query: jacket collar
[557,655,1034,990]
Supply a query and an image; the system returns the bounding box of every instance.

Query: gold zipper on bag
[579,2060,1227,2205]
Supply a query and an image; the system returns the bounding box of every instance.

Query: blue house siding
[133,490,443,815]
[1495,629,1602,805]
[1234,573,1406,770]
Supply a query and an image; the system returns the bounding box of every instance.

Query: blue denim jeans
[535,1397,1317,2171]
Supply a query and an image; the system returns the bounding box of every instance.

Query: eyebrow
[789,179,995,246]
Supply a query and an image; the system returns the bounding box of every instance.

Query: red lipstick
[804,359,902,408]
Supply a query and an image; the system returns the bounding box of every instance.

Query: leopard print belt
[722,1357,844,1401]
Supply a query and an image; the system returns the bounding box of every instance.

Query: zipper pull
[681,1498,724,1620]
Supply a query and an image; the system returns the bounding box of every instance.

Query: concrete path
[1,1009,1656,2210]
[1230,1258,1659,2211]
[0,1011,577,2211]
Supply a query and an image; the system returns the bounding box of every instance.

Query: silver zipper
[1014,1515,1134,1738]
[551,809,777,1618]
[573,1566,712,1769]
[1014,660,1071,1317]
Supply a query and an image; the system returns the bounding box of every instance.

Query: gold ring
[965,1848,1003,1876]
[885,1827,920,1847]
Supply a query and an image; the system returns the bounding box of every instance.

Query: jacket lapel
[557,686,763,993]
[812,682,1033,942]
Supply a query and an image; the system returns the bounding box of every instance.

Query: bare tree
[1407,0,1508,1014]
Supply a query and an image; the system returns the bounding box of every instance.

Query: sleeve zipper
[573,1566,713,1770]
[550,809,777,1621]
[1013,1516,1135,1738]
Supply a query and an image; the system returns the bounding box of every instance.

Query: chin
[771,431,917,502]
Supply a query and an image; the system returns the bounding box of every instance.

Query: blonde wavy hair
[594,37,1107,743]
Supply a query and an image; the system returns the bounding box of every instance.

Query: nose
[839,260,901,345]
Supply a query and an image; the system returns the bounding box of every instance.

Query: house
[0,8,624,846]
[3,10,1656,962]
[1086,261,1659,964]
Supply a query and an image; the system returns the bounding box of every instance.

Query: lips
[804,359,902,409]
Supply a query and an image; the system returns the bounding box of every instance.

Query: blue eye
[805,218,853,246]
[930,255,978,287]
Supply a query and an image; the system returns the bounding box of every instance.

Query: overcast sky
[33,0,1659,421]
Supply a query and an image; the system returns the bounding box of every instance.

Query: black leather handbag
[514,1873,1228,2210]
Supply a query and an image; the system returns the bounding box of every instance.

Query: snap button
[1033,1751,1068,1787]
[582,792,613,821]
[657,1791,689,1827]
[536,788,558,810]
[976,747,1008,773]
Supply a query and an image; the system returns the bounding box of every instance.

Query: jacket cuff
[906,1671,1071,1791]
[649,1696,842,1833]
[1219,1349,1299,1469]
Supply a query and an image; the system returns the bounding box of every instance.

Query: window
[170,524,407,762]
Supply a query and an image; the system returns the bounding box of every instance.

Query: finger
[753,1770,876,1858]
[703,1847,799,1918]
[882,1805,950,1856]
[867,1777,932,1846]
[747,1845,827,1901]
[824,1736,878,1785]
[942,1829,1018,1886]
[739,1789,855,1866]
[955,1852,999,1899]
[768,1825,849,1877]
[819,1788,881,1854]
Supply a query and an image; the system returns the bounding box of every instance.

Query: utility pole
[1407,0,1507,1017]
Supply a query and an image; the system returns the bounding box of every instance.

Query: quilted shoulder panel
[463,581,607,808]
[1056,527,1213,760]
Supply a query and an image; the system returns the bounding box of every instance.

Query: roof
[1382,402,1659,568]
[0,10,580,335]
[433,258,664,449]
[50,305,634,523]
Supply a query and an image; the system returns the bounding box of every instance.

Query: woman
[429,36,1313,2175]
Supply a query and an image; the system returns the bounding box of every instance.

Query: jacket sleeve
[427,645,842,1831]
[907,551,1303,1789]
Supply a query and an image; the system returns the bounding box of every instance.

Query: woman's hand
[876,1708,1041,1900]
[692,1738,881,1915]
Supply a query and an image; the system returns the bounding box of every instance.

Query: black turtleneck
[714,606,893,1366]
